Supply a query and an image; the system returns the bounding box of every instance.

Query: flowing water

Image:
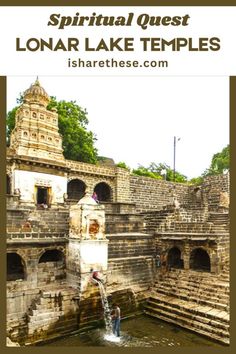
[95,280,113,333]
[43,315,222,347]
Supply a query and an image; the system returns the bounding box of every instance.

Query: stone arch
[167,247,183,269]
[190,247,211,272]
[94,182,112,202]
[67,179,86,200]
[38,249,66,284]
[6,175,11,195]
[7,253,26,281]
[38,249,64,263]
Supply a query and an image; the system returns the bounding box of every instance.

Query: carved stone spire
[10,80,65,162]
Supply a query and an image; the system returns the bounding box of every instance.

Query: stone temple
[6,79,230,346]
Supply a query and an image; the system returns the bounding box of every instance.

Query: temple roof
[23,78,50,107]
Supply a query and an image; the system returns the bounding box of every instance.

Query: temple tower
[10,78,64,162]
[9,79,67,206]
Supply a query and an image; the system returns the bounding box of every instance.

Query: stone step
[148,295,229,322]
[155,283,229,304]
[30,302,76,315]
[36,300,75,310]
[28,317,77,335]
[146,298,229,327]
[153,288,228,311]
[145,304,229,335]
[28,310,64,322]
[144,309,229,345]
[164,270,229,286]
[159,276,229,291]
[156,279,229,296]
[162,279,229,294]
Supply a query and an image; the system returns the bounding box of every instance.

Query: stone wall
[115,168,131,203]
[155,238,220,274]
[130,175,189,212]
[107,234,155,294]
[7,206,69,241]
[107,234,155,258]
[201,173,230,211]
[7,243,67,313]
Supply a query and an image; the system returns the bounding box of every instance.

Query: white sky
[7,75,229,179]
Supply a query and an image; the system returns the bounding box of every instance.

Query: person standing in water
[111,304,121,337]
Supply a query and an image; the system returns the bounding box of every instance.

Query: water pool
[42,315,222,347]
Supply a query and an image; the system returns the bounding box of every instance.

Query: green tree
[188,176,204,185]
[132,165,162,179]
[116,161,130,170]
[203,145,229,176]
[133,162,187,183]
[47,98,97,163]
[6,97,98,164]
[6,106,19,146]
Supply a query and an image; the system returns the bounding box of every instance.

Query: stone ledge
[107,232,153,238]
[7,238,67,245]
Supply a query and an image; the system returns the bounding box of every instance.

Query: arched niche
[190,248,211,272]
[167,247,183,269]
[94,182,112,202]
[7,253,25,281]
[67,179,86,200]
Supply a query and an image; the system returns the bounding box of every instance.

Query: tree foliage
[47,97,97,163]
[188,176,203,185]
[116,161,130,170]
[6,106,19,146]
[6,96,98,164]
[203,145,229,176]
[132,162,187,183]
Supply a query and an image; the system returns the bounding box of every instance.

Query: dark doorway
[37,187,48,205]
[67,179,86,200]
[39,249,64,263]
[7,253,25,281]
[6,175,11,194]
[190,248,211,272]
[94,182,111,202]
[167,247,183,269]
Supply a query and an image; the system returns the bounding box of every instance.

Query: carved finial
[35,76,40,86]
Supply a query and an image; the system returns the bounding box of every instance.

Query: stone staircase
[141,207,176,233]
[207,212,229,233]
[150,206,229,239]
[144,269,230,345]
[25,285,79,344]
[7,314,29,345]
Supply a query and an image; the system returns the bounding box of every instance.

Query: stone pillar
[210,248,219,274]
[67,193,108,294]
[183,244,190,270]
[115,167,130,203]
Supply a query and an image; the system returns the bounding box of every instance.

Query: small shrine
[69,193,105,240]
[67,193,108,292]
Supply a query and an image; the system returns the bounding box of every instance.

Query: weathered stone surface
[6,80,230,346]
